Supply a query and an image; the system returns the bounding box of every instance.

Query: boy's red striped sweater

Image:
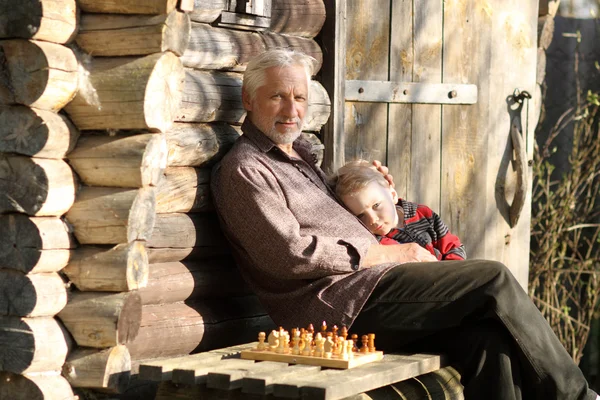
[378,199,466,261]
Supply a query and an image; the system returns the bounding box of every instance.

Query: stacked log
[1,0,330,398]
[0,1,79,398]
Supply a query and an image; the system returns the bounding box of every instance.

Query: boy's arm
[427,208,466,260]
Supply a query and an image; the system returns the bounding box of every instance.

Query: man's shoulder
[212,135,271,186]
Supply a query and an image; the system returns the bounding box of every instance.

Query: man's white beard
[263,123,303,145]
[254,113,303,145]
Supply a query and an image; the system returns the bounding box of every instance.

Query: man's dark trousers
[351,260,596,400]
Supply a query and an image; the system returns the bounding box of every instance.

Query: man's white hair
[243,49,317,100]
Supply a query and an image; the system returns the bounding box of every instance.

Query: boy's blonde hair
[329,160,390,198]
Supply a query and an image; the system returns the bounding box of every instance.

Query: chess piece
[313,332,324,357]
[307,324,314,334]
[292,330,301,355]
[341,326,348,341]
[332,325,338,338]
[360,335,369,353]
[267,330,279,351]
[351,334,358,352]
[276,328,287,353]
[257,332,266,350]
[302,333,313,356]
[321,321,327,334]
[323,335,334,359]
[346,340,355,360]
[341,340,349,360]
[368,333,376,352]
[336,336,345,355]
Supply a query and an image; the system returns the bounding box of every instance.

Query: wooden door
[320,0,539,287]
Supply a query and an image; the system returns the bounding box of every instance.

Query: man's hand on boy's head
[372,160,395,189]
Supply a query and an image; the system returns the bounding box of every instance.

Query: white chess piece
[302,333,313,356]
[257,332,266,350]
[323,336,334,359]
[313,333,324,357]
[267,330,279,351]
[292,330,301,355]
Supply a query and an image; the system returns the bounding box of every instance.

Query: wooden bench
[138,343,464,400]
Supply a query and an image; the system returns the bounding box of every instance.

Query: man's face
[243,65,308,145]
[341,182,399,236]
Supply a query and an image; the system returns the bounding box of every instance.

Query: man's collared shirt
[211,119,394,328]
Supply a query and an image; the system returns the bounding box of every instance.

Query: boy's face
[341,182,399,236]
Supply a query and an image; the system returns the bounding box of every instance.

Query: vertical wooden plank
[387,0,413,198]
[410,0,442,210]
[476,0,537,288]
[320,0,347,173]
[441,0,491,264]
[344,0,390,164]
[442,0,537,288]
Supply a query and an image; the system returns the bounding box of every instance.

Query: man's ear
[390,186,399,203]
[242,89,253,112]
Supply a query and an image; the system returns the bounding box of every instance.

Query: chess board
[240,348,384,369]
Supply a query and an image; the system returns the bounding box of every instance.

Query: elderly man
[211,49,597,400]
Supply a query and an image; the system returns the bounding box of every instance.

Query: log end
[128,187,157,242]
[142,134,168,187]
[0,372,74,400]
[145,52,185,133]
[0,40,78,111]
[127,241,149,290]
[63,345,131,393]
[0,271,67,317]
[117,292,143,345]
[164,11,191,56]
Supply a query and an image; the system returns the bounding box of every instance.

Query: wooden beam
[0,155,76,216]
[270,0,326,38]
[181,22,265,71]
[0,40,78,111]
[64,52,184,133]
[0,372,74,400]
[0,0,78,44]
[155,167,212,213]
[287,354,443,400]
[345,81,478,105]
[127,297,274,360]
[62,242,149,292]
[0,215,75,274]
[63,346,131,393]
[66,187,156,245]
[77,0,178,14]
[58,291,142,348]
[319,0,346,172]
[190,0,226,23]
[146,246,229,263]
[77,11,190,57]
[178,0,195,12]
[0,105,79,158]
[0,316,71,374]
[166,122,240,167]
[139,260,249,305]
[138,342,256,382]
[68,133,168,188]
[0,271,67,317]
[147,213,225,248]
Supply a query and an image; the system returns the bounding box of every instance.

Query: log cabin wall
[0,0,329,398]
[0,1,79,398]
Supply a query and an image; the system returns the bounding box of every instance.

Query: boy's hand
[372,160,395,189]
[362,243,437,267]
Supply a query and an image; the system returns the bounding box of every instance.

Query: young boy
[330,160,466,261]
